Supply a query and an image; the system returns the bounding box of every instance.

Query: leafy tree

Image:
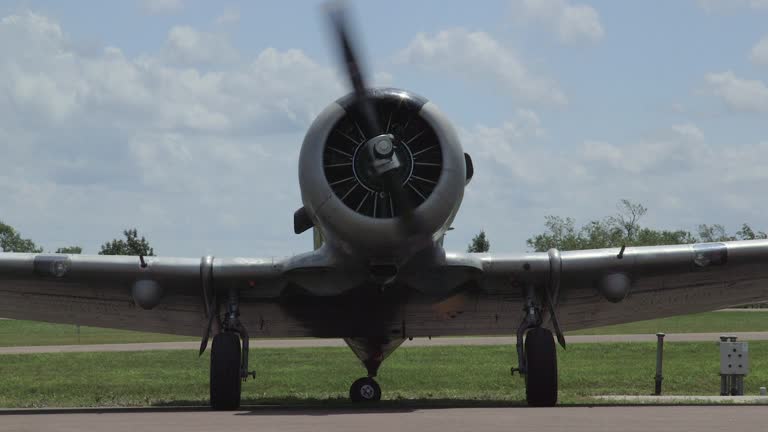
[695,223,767,242]
[0,221,43,253]
[467,230,490,252]
[634,228,697,246]
[526,200,745,252]
[527,200,767,252]
[55,246,83,254]
[99,228,155,256]
[697,224,734,242]
[610,199,647,243]
[527,215,627,252]
[735,223,767,240]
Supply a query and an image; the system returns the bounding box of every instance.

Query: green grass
[1,311,765,348]
[1,342,766,408]
[0,320,196,347]
[568,311,768,335]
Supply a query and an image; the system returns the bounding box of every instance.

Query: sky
[0,0,767,257]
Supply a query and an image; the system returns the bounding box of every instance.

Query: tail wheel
[210,332,242,410]
[524,327,558,407]
[349,377,382,402]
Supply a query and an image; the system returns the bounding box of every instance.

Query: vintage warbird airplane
[1,5,768,410]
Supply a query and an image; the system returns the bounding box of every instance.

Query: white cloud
[163,26,239,65]
[140,0,184,15]
[215,8,240,26]
[451,119,768,253]
[671,123,705,142]
[0,11,347,256]
[396,28,567,106]
[511,0,604,44]
[460,109,592,187]
[705,71,768,112]
[581,133,709,174]
[751,35,768,65]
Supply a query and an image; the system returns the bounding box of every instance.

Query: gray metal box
[720,342,749,375]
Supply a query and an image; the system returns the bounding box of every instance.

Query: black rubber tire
[349,377,382,402]
[210,332,242,410]
[524,327,558,407]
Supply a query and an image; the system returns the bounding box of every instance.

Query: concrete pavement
[2,332,768,355]
[0,406,765,432]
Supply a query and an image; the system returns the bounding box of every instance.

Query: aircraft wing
[0,252,331,337]
[474,239,768,332]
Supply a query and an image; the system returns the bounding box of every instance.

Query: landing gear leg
[512,282,558,407]
[209,288,255,410]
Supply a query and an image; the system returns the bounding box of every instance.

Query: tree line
[3,200,766,256]
[465,199,765,253]
[0,223,155,256]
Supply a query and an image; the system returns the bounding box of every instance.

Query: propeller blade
[381,169,422,234]
[325,1,380,138]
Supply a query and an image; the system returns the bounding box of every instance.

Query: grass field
[0,311,765,347]
[0,320,197,347]
[1,341,766,408]
[567,310,768,335]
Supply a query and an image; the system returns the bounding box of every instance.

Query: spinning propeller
[326,3,423,234]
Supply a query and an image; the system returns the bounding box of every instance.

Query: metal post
[720,336,730,395]
[721,374,730,396]
[655,332,665,395]
[76,324,80,344]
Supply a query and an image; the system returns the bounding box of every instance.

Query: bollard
[655,332,665,395]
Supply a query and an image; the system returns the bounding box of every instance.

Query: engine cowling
[299,88,466,258]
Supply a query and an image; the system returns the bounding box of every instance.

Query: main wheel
[524,327,558,407]
[210,332,242,410]
[349,377,382,402]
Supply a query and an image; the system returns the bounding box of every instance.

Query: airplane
[1,4,768,410]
